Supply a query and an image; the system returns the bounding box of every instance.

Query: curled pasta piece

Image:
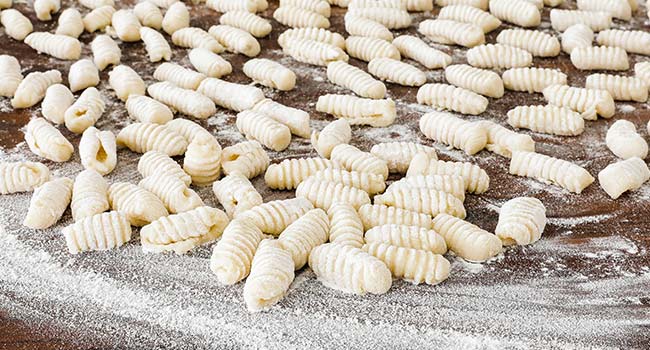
[219,11,272,38]
[154,62,205,90]
[221,141,270,178]
[281,0,331,16]
[328,202,364,247]
[108,182,168,226]
[213,173,263,218]
[392,35,451,69]
[278,208,329,269]
[238,198,314,235]
[364,243,450,285]
[310,168,386,195]
[63,211,131,254]
[344,14,392,42]
[243,59,296,91]
[432,213,502,262]
[466,44,532,69]
[330,144,389,180]
[296,178,371,210]
[327,61,385,99]
[543,84,615,119]
[41,84,73,124]
[435,0,488,10]
[585,74,647,102]
[91,35,121,71]
[309,243,392,295]
[68,59,99,92]
[596,29,650,56]
[346,7,411,29]
[358,204,432,230]
[495,197,546,246]
[56,8,84,38]
[140,27,172,62]
[24,32,80,60]
[251,99,310,138]
[117,122,187,156]
[316,94,396,127]
[125,95,173,124]
[0,162,50,195]
[444,64,504,98]
[489,0,540,27]
[282,38,349,66]
[0,55,22,98]
[24,117,73,162]
[416,83,488,115]
[375,187,466,218]
[496,29,560,57]
[162,2,189,35]
[134,1,162,29]
[172,27,225,53]
[210,219,263,285]
[1,9,33,41]
[23,177,73,229]
[368,58,426,87]
[209,25,260,57]
[79,127,116,175]
[370,142,437,174]
[364,224,446,254]
[311,119,351,159]
[570,46,628,71]
[273,6,329,28]
[264,157,340,190]
[576,0,631,20]
[476,120,535,158]
[345,36,399,62]
[509,151,595,193]
[419,111,487,155]
[197,78,264,112]
[278,27,345,48]
[64,87,105,134]
[502,67,567,94]
[606,120,648,160]
[83,5,115,33]
[206,0,259,13]
[598,157,650,199]
[71,169,109,221]
[407,153,490,194]
[148,82,216,119]
[438,5,500,33]
[188,48,232,78]
[561,24,593,55]
[387,174,466,202]
[184,134,222,185]
[112,9,141,42]
[507,105,585,136]
[418,19,484,48]
[108,65,145,102]
[139,173,203,213]
[236,110,292,151]
[138,150,191,186]
[244,239,295,312]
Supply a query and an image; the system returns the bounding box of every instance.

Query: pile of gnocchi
[1,0,649,312]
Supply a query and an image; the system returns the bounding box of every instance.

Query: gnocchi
[432,213,502,262]
[139,173,204,213]
[273,6,330,28]
[282,37,349,66]
[23,177,73,229]
[278,208,329,269]
[506,105,585,136]
[243,239,295,312]
[251,99,310,138]
[138,150,191,186]
[117,122,188,156]
[585,74,648,102]
[561,24,593,55]
[0,161,50,195]
[392,35,452,69]
[358,204,433,230]
[418,19,484,48]
[370,142,437,174]
[419,111,487,155]
[212,173,263,218]
[140,27,172,62]
[154,62,206,90]
[243,59,296,91]
[496,29,561,57]
[310,168,386,195]
[171,27,224,53]
[444,64,504,98]
[209,24,261,57]
[570,46,629,71]
[219,11,272,38]
[0,55,22,97]
[509,151,595,193]
[236,110,292,151]
[221,141,270,178]
[41,84,73,124]
[62,211,131,254]
[495,197,546,246]
[71,169,109,221]
[330,144,389,180]
[162,2,189,35]
[374,187,466,218]
[345,36,400,62]
[108,65,145,102]
[542,84,615,119]
[296,177,371,210]
[238,198,314,235]
[91,35,121,71]
[210,219,263,285]
[64,87,106,134]
[316,94,396,127]
[416,83,488,115]
[327,202,364,248]
[108,182,168,226]
[264,157,341,190]
[364,224,447,254]
[311,119,351,159]
[407,153,490,194]
[502,67,567,94]
[466,44,533,69]
[367,58,426,87]
[148,81,216,119]
[605,120,648,160]
[326,61,386,99]
[56,8,84,38]
[11,70,62,109]
[197,78,264,112]
[489,0,540,27]
[363,243,450,285]
[437,5,501,33]
[188,48,232,78]
[598,157,650,199]
[125,95,173,124]
[68,59,99,92]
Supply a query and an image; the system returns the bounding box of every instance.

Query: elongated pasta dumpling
[56,8,84,38]
[311,119,351,159]
[577,0,631,20]
[281,0,331,16]
[134,1,162,29]
[183,134,222,185]
[387,174,466,202]
[91,35,121,71]
[495,197,546,246]
[0,55,22,98]
[117,123,187,156]
[0,162,50,195]
[418,19,484,48]
[1,9,33,40]
[347,7,411,29]
[364,243,450,285]
[476,120,535,158]
[507,105,585,136]
[63,211,131,254]
[510,151,595,193]
[139,173,203,213]
[148,82,216,119]
[79,127,116,175]
[375,187,466,218]
[585,74,647,102]
[219,11,272,38]
[208,24,260,57]
[358,204,432,230]
[344,14,392,42]
[0,0,10,8]
[496,29,560,58]
[83,5,115,33]
[596,30,650,56]
[164,112,214,142]
[416,83,488,115]
[273,6,329,28]
[42,84,73,124]
[162,2,189,35]
[561,24,593,55]
[64,87,105,134]
[108,182,168,226]
[543,84,615,119]
[283,38,348,66]
[172,27,225,53]
[328,202,364,247]
[154,62,205,90]
[24,117,73,163]
[316,94,396,127]
[140,27,171,62]
[79,0,114,9]
[236,110,292,151]
[125,95,173,124]
[370,142,437,174]
[23,177,73,229]
[243,239,295,312]
[432,213,502,262]
[68,59,99,92]
[11,70,61,109]
[407,153,490,194]
[606,120,648,160]
[309,243,392,295]
[296,178,371,210]
[197,78,264,112]
[264,157,341,190]
[213,173,262,218]
[71,169,109,221]
[278,27,345,49]
[251,99,310,138]
[466,44,532,69]
[310,168,385,195]
[438,5,500,33]
[435,0,488,9]
[570,46,628,71]
[444,64,503,98]
[392,35,451,70]
[238,198,314,235]
[188,48,232,78]
[419,111,487,155]
[326,61,385,99]
[108,65,145,102]
[221,141,270,178]
[489,0,540,27]
[138,150,191,186]
[330,144,389,180]
[368,58,426,87]
[278,208,329,269]
[111,9,141,42]
[598,157,650,199]
[206,0,258,13]
[502,68,567,94]
[345,36,399,62]
[243,59,296,91]
[210,219,263,284]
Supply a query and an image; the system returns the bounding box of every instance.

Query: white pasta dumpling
[392,35,452,70]
[605,120,648,160]
[370,142,437,174]
[171,27,225,53]
[363,243,450,285]
[206,0,258,13]
[489,0,540,27]
[138,150,191,186]
[404,0,433,11]
[346,7,411,29]
[0,161,50,195]
[125,95,173,124]
[444,64,504,98]
[108,182,168,226]
[326,61,386,99]
[277,27,345,49]
[188,48,232,78]
[236,110,292,152]
[147,0,177,7]
[316,94,396,127]
[11,70,62,109]
[139,173,203,214]
[597,30,650,56]
[1,9,33,41]
[140,27,172,62]
[237,198,314,235]
[243,59,296,91]
[418,19,485,48]
[79,0,114,9]
[543,84,615,119]
[278,208,329,269]
[367,58,426,87]
[148,82,216,119]
[407,153,490,194]
[561,24,593,55]
[219,11,272,38]
[64,87,105,134]
[296,178,371,210]
[183,134,222,185]
[197,78,264,112]
[79,127,116,175]
[91,35,121,71]
[374,187,466,218]
[62,211,132,254]
[358,204,432,230]
[210,219,263,285]
[41,84,73,124]
[509,151,595,193]
[309,242,392,295]
[466,44,533,69]
[506,105,585,136]
[502,67,567,94]
[162,2,189,35]
[0,0,9,8]
[496,29,560,58]
[432,213,502,262]
[281,0,331,16]
[108,65,145,102]
[328,202,364,247]
[153,62,205,90]
[387,174,466,202]
[437,5,501,33]
[163,105,215,142]
[345,36,400,62]
[34,0,60,21]
[585,74,647,102]
[344,14,392,42]
[598,157,650,199]
[0,55,22,98]
[251,99,310,138]
[476,120,535,158]
[310,168,386,195]
[221,141,270,178]
[416,83,488,116]
[419,111,488,155]
[576,0,631,21]
[117,122,188,156]
[282,37,349,66]
[264,157,341,190]
[311,119,351,159]
[212,173,263,218]
[570,46,629,71]
[111,9,141,42]
[243,239,295,312]
[134,1,163,30]
[495,197,546,246]
[68,59,99,92]
[208,24,260,57]
[83,5,115,33]
[435,0,488,9]
[71,169,109,221]
[23,177,72,230]
[273,6,330,28]
[140,206,229,254]
[330,144,389,180]
[56,8,84,38]
[24,117,73,163]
